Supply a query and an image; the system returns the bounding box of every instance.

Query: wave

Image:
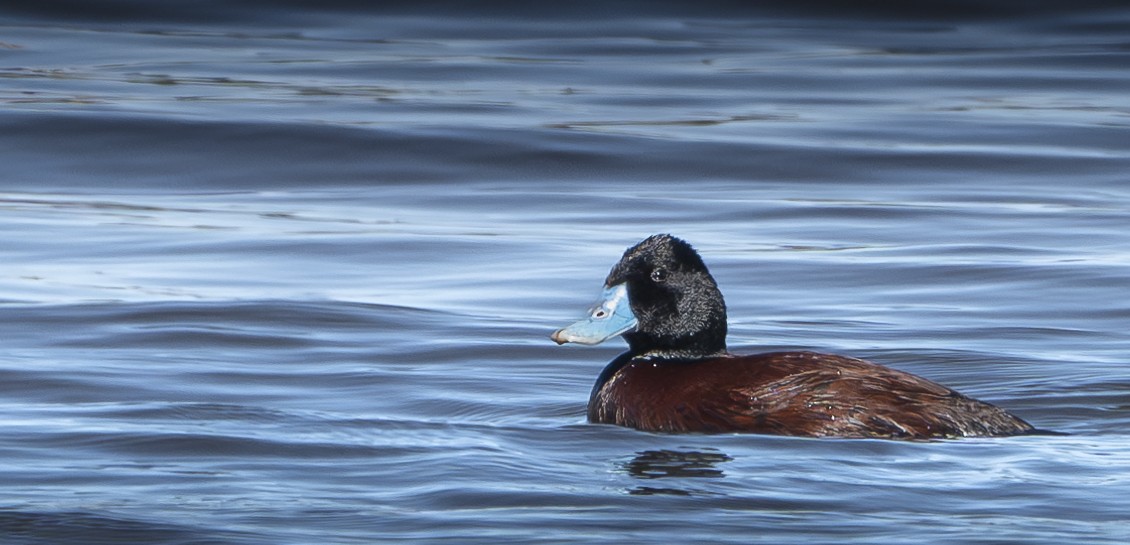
[5,0,1128,24]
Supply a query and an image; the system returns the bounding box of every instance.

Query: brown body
[588,351,1034,439]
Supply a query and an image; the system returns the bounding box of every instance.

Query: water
[2,2,1129,543]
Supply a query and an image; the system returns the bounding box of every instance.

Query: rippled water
[2,2,1129,544]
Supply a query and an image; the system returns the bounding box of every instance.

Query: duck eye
[650,268,669,283]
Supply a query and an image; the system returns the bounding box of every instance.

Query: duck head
[552,234,728,359]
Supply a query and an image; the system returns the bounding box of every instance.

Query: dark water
[2,2,1129,543]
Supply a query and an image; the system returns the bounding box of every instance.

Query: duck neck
[622,328,728,360]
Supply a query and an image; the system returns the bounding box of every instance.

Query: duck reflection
[619,449,733,496]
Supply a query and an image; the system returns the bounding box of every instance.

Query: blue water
[2,2,1129,543]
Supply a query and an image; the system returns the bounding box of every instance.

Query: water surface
[2,3,1129,544]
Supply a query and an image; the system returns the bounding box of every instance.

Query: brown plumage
[554,234,1040,440]
[588,351,1034,438]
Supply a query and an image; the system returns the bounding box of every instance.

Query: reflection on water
[620,449,734,496]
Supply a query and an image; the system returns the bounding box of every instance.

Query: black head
[606,234,728,359]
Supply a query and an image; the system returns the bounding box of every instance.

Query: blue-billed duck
[552,234,1037,439]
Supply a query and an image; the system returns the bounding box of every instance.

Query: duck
[551,234,1037,439]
